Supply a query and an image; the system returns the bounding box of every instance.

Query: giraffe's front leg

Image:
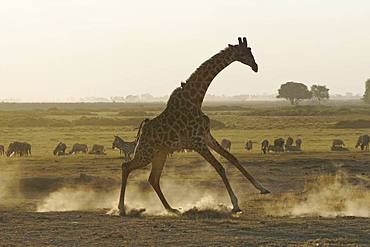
[206,133,270,194]
[195,144,241,213]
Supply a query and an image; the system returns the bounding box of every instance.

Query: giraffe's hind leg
[196,144,241,213]
[118,156,150,216]
[206,133,270,194]
[148,151,180,214]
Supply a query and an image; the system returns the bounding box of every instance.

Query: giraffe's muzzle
[252,63,258,72]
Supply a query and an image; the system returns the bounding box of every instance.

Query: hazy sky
[0,0,369,101]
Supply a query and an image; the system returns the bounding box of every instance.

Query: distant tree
[311,84,329,104]
[277,82,312,105]
[362,78,370,104]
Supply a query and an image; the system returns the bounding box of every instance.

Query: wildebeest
[285,136,294,148]
[0,145,4,156]
[23,142,31,156]
[273,138,285,152]
[245,140,253,151]
[332,139,345,148]
[295,138,302,148]
[355,134,370,151]
[53,142,67,156]
[261,139,269,154]
[89,144,106,155]
[6,142,31,157]
[221,138,231,151]
[69,143,88,154]
[331,139,348,151]
[112,136,136,161]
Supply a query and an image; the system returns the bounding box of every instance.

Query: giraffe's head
[229,37,258,72]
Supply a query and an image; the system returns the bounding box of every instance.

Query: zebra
[53,142,67,156]
[220,138,231,151]
[355,134,370,151]
[112,118,150,161]
[112,136,136,161]
[0,144,4,156]
[69,143,88,154]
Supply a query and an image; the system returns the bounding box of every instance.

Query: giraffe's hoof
[231,207,242,214]
[260,189,271,194]
[167,208,181,215]
[118,210,126,216]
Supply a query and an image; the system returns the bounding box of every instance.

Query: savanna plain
[1,101,370,246]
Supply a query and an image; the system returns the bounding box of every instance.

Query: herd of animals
[221,134,370,153]
[52,135,138,160]
[0,135,137,159]
[219,136,302,154]
[0,134,369,158]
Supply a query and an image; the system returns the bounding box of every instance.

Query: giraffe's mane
[184,46,232,84]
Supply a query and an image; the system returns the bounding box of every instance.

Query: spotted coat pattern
[118,38,270,215]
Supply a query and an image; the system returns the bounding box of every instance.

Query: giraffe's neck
[183,47,235,107]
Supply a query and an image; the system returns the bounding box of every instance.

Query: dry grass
[1,102,370,246]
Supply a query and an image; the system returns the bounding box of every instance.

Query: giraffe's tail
[135,118,150,142]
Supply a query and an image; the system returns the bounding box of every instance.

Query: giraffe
[118,37,270,215]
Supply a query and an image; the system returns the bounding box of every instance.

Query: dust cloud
[37,173,231,215]
[0,162,21,204]
[266,171,370,218]
[37,187,119,212]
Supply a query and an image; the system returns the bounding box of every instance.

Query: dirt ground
[1,152,370,246]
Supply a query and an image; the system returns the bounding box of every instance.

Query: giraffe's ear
[228,44,233,48]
